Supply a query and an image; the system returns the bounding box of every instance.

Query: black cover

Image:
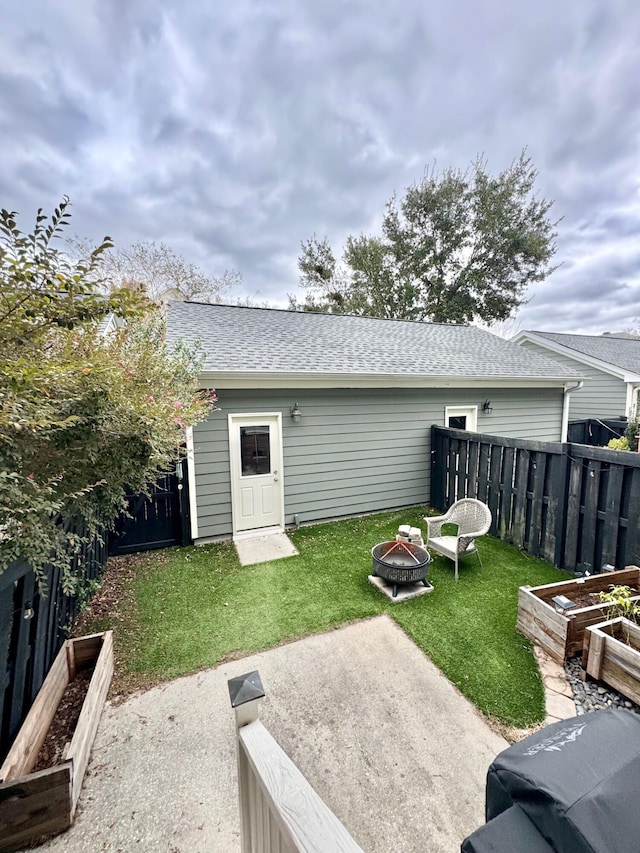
[485,709,640,853]
[461,805,555,853]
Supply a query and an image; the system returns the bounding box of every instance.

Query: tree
[0,199,217,591]
[67,236,241,303]
[291,151,560,324]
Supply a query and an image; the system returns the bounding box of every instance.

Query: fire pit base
[368,574,434,602]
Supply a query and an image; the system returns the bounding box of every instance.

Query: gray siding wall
[192,386,564,540]
[519,341,628,420]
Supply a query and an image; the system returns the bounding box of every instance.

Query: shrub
[608,436,630,451]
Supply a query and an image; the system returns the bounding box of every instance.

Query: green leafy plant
[0,199,217,592]
[598,584,640,624]
[607,419,639,452]
[607,436,630,450]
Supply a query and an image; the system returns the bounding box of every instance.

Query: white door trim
[228,412,285,539]
[185,426,199,540]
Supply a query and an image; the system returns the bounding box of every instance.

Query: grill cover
[485,709,640,853]
[461,805,554,853]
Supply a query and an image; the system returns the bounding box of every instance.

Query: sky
[1,0,639,334]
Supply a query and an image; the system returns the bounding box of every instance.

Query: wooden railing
[228,671,364,853]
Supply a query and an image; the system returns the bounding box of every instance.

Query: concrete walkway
[534,646,577,725]
[38,616,507,853]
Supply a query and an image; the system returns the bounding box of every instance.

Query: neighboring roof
[514,331,640,379]
[167,303,580,387]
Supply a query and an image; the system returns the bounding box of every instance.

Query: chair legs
[454,554,459,581]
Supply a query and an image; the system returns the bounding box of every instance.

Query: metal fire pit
[371,540,431,598]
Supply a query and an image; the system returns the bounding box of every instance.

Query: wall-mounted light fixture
[551,594,575,615]
[23,601,35,620]
[291,402,302,423]
[482,400,493,415]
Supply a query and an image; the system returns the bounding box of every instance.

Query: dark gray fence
[431,426,640,574]
[568,418,627,447]
[109,459,191,555]
[0,526,108,762]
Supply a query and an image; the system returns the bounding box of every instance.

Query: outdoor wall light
[482,400,493,414]
[291,402,302,423]
[552,594,575,615]
[23,601,34,620]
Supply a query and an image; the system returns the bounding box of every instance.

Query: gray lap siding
[192,387,563,540]
[519,341,628,420]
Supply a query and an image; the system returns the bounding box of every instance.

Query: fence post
[431,425,445,511]
[228,670,266,853]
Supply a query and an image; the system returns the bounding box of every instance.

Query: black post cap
[228,670,265,708]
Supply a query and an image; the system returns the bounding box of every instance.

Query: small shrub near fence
[0,526,107,762]
[431,426,640,574]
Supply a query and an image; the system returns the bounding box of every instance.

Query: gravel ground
[565,656,640,715]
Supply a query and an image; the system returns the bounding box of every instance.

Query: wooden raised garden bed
[0,631,113,852]
[582,617,640,706]
[517,567,640,663]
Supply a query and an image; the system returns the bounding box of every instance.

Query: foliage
[67,235,241,304]
[291,150,560,324]
[0,199,216,592]
[607,436,630,451]
[599,584,640,624]
[625,417,639,452]
[607,418,639,452]
[81,507,567,727]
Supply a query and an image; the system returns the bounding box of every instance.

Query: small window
[445,406,478,432]
[240,426,271,475]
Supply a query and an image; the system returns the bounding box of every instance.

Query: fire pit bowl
[371,540,431,598]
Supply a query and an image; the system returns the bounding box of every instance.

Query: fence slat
[602,465,624,568]
[430,426,640,576]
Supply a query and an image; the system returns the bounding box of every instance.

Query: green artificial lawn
[90,507,569,728]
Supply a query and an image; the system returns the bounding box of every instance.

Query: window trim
[444,405,478,432]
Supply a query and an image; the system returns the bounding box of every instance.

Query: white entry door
[229,413,284,536]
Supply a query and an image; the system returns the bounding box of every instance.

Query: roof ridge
[173,300,471,329]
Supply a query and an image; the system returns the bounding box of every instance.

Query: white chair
[424,499,492,580]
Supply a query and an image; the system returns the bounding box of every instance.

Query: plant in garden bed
[599,585,640,625]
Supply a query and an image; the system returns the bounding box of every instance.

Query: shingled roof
[521,331,640,376]
[167,302,579,382]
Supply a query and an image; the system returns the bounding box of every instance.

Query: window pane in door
[240,426,271,475]
[448,416,467,430]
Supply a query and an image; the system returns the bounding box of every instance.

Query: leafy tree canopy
[291,151,560,324]
[0,199,216,591]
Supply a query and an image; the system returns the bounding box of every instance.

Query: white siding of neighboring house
[191,386,564,541]
[518,341,628,420]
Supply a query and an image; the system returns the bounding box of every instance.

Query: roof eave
[514,331,640,382]
[198,370,578,390]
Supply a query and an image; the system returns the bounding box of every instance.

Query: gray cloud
[1,0,639,331]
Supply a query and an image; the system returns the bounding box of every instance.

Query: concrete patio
[39,616,508,853]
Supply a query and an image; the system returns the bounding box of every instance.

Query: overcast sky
[1,0,639,334]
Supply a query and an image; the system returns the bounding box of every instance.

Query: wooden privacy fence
[109,459,191,555]
[431,426,640,574]
[567,418,627,448]
[0,526,108,762]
